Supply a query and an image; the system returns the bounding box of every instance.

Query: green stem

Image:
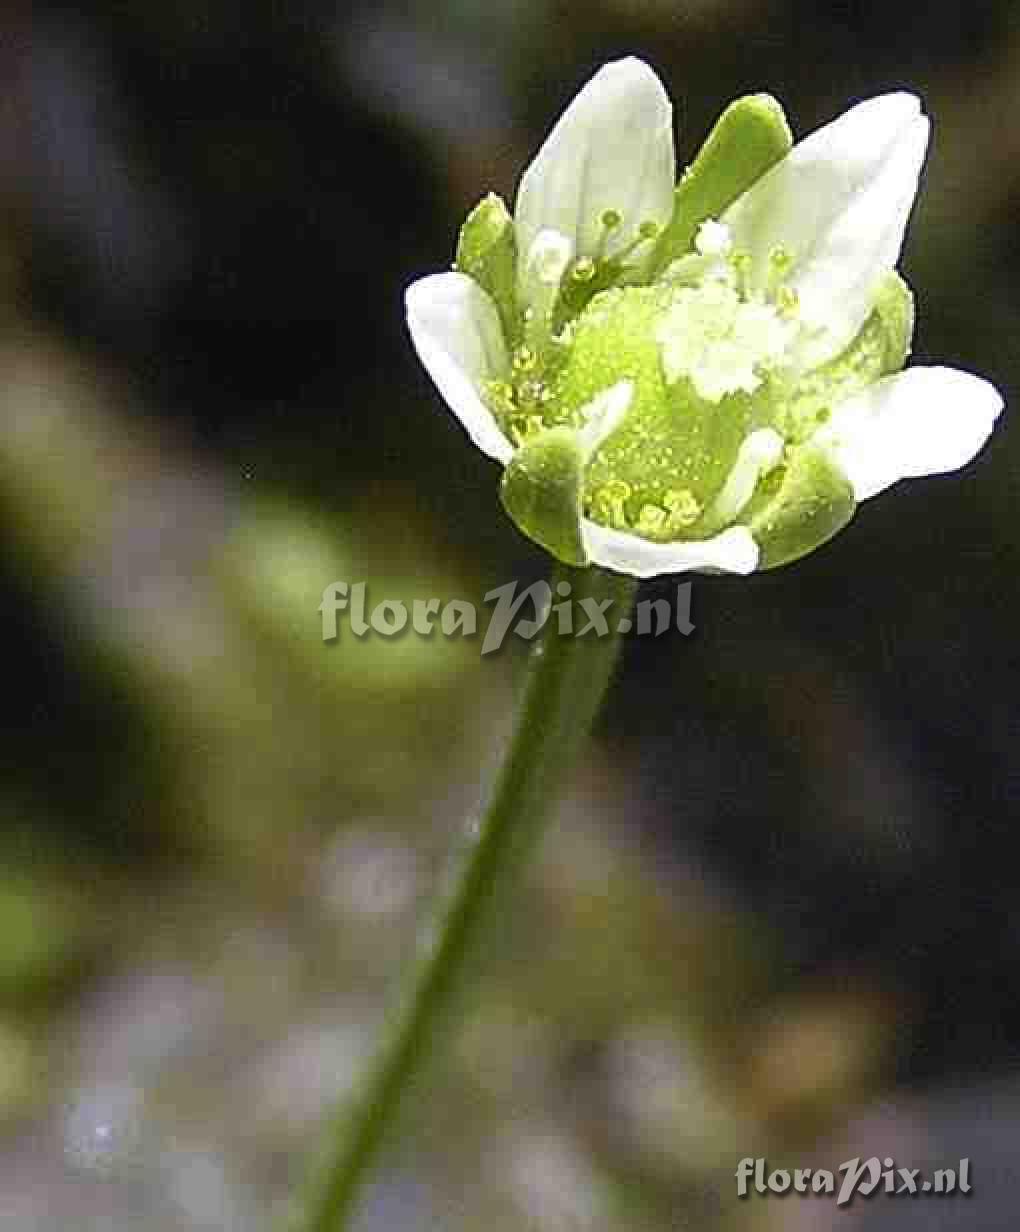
[287,562,637,1232]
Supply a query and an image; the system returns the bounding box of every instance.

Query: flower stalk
[287,563,637,1232]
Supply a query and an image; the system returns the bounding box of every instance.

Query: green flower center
[488,224,807,542]
[476,193,913,564]
[557,280,790,540]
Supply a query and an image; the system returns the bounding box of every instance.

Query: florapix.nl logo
[319,579,694,655]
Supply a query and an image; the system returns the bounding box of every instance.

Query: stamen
[661,253,735,288]
[508,413,547,446]
[663,488,701,529]
[729,251,752,299]
[776,284,800,318]
[635,504,669,538]
[597,485,702,542]
[611,221,664,272]
[571,256,596,282]
[516,378,550,409]
[483,379,516,424]
[595,208,623,259]
[766,245,794,299]
[590,479,632,529]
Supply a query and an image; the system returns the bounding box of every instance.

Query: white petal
[514,57,675,262]
[405,273,513,464]
[722,93,929,368]
[581,521,759,577]
[576,380,634,455]
[709,428,785,523]
[816,366,1004,501]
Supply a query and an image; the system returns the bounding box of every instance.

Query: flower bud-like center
[481,204,913,558]
[489,221,805,543]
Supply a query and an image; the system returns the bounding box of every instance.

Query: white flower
[405,58,1003,576]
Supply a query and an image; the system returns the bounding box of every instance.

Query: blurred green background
[2,1,1019,1228]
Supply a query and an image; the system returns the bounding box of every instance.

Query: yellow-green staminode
[406,58,1003,575]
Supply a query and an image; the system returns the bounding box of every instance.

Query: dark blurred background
[1,2,1019,1229]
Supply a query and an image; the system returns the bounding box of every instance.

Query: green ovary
[544,285,769,541]
[487,267,913,554]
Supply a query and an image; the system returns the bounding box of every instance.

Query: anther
[516,378,547,407]
[766,245,794,298]
[508,413,546,446]
[768,245,793,273]
[776,285,800,318]
[729,251,752,299]
[571,256,596,282]
[613,221,664,269]
[663,488,701,529]
[635,504,669,539]
[590,479,632,529]
[594,208,624,260]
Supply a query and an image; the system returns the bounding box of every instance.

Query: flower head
[406,58,1003,575]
